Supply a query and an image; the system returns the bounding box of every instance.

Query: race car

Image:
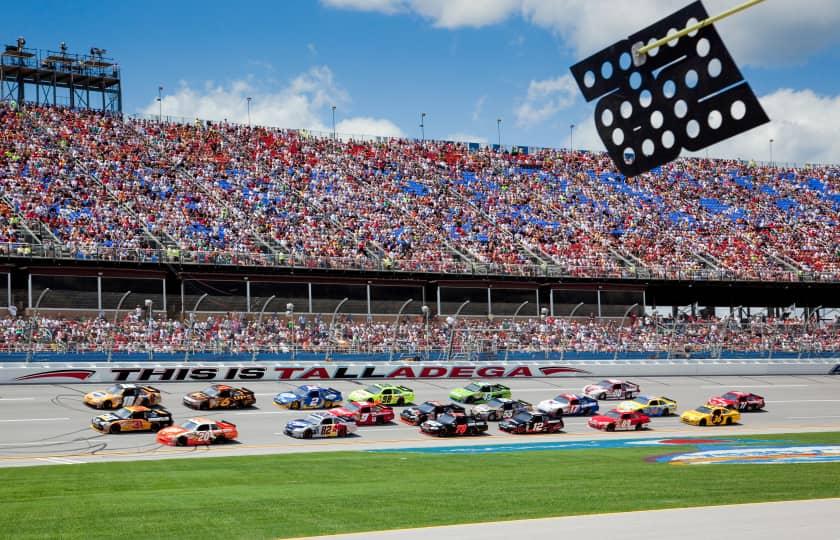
[284,412,358,439]
[473,398,532,421]
[449,381,512,404]
[273,385,342,409]
[537,393,599,417]
[582,379,641,400]
[83,384,162,409]
[183,384,256,410]
[499,410,564,434]
[680,405,741,426]
[617,395,678,417]
[400,401,466,425]
[156,418,238,446]
[587,409,650,432]
[707,391,765,412]
[329,401,395,425]
[420,413,488,437]
[91,405,173,434]
[347,383,414,405]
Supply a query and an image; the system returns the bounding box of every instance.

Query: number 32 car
[91,405,173,434]
[449,381,512,404]
[284,412,358,439]
[156,418,238,446]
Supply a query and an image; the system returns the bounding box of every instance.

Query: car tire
[367,398,375,403]
[606,424,615,432]
[725,417,733,425]
[303,430,313,439]
[103,401,112,409]
[176,436,187,447]
[109,424,120,434]
[599,393,606,400]
[662,409,670,417]
[151,423,161,432]
[200,402,209,411]
[375,416,384,425]
[324,401,333,409]
[290,401,300,410]
[635,423,643,431]
[699,419,707,426]
[397,397,404,406]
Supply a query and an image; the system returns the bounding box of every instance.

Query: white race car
[537,393,600,417]
[283,412,358,439]
[582,379,640,400]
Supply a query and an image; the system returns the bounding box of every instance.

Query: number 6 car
[284,412,358,439]
[156,418,238,446]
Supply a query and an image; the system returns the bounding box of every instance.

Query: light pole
[389,299,414,361]
[421,304,430,360]
[569,124,575,152]
[496,118,502,148]
[614,303,639,361]
[420,112,426,142]
[26,288,50,364]
[332,105,336,139]
[769,138,774,166]
[157,86,163,122]
[184,293,209,363]
[247,97,252,126]
[446,299,470,361]
[504,301,529,362]
[107,290,132,363]
[561,302,584,362]
[250,295,275,363]
[286,303,295,360]
[326,297,349,362]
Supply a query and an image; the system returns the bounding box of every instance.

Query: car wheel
[725,417,733,425]
[699,419,707,426]
[290,401,300,410]
[367,398,375,403]
[102,401,112,409]
[303,430,313,439]
[109,424,120,434]
[151,423,161,432]
[200,402,209,411]
[396,397,404,406]
[599,393,606,400]
[375,416,384,425]
[606,424,615,432]
[176,436,187,447]
[635,423,643,431]
[662,409,670,417]
[324,401,333,409]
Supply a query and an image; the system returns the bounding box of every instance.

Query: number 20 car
[156,418,238,446]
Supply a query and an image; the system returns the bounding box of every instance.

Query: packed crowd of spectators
[1,102,839,280]
[1,310,837,355]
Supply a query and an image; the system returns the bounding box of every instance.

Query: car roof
[309,411,331,419]
[213,384,232,390]
[123,406,150,412]
[190,417,215,424]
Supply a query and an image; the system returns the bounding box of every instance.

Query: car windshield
[436,414,456,423]
[203,386,219,397]
[306,414,323,424]
[552,396,569,405]
[596,380,612,387]
[113,408,133,419]
[486,398,504,408]
[512,412,533,423]
[294,387,311,397]
[605,411,622,419]
[181,420,198,431]
[105,384,123,394]
[364,385,382,394]
[721,392,739,400]
[695,406,713,414]
[632,397,648,404]
[464,383,482,392]
[418,403,436,413]
[343,402,360,412]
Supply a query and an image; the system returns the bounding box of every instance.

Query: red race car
[707,391,765,411]
[156,417,238,446]
[329,401,395,425]
[588,409,650,432]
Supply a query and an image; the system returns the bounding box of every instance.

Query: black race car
[420,413,488,437]
[499,410,564,434]
[182,384,256,410]
[400,401,465,425]
[472,398,532,421]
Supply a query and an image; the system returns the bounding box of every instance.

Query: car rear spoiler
[143,385,160,392]
[219,419,236,427]
[397,386,413,392]
[327,387,342,395]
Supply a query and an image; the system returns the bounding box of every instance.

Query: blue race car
[274,385,342,410]
[537,393,599,417]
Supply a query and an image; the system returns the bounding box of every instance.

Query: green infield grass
[1,432,839,539]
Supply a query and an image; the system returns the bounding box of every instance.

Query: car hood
[286,419,313,429]
[94,413,119,422]
[186,392,209,400]
[85,391,111,400]
[158,426,186,437]
[617,401,642,411]
[538,399,561,409]
[275,393,298,402]
[449,388,472,398]
[347,390,372,399]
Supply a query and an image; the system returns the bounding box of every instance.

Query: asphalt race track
[0,374,839,467]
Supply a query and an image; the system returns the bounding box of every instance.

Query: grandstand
[1,66,839,359]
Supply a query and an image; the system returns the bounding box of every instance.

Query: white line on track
[0,398,35,401]
[0,417,70,423]
[0,441,76,447]
[36,457,82,465]
[768,400,840,403]
[699,384,810,388]
[786,415,840,419]
[235,410,291,415]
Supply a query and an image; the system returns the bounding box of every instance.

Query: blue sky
[3,0,840,164]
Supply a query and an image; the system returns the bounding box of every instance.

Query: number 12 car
[499,410,564,434]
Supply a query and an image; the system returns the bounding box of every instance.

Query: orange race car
[156,418,238,446]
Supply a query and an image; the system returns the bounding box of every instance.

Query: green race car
[347,383,415,405]
[449,381,512,404]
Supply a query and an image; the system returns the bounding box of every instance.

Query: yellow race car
[616,395,677,417]
[680,405,741,426]
[91,405,174,434]
[84,383,162,409]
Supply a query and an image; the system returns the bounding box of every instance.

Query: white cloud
[335,116,405,138]
[141,66,401,137]
[445,132,489,144]
[472,95,486,122]
[515,74,577,127]
[322,0,840,66]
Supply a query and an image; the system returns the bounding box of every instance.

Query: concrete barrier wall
[1,360,838,384]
